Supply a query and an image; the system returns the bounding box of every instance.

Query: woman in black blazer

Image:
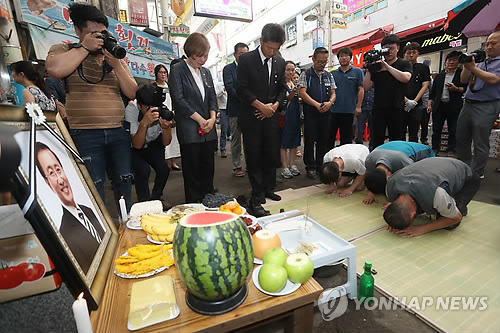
[168,33,218,203]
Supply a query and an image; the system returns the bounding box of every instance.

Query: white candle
[72,292,93,333]
[119,196,128,222]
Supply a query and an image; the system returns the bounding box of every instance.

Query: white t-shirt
[323,144,370,175]
[433,187,459,218]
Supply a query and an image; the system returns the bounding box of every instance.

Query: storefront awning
[331,24,394,51]
[396,18,446,39]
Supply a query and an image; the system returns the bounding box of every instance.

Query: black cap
[446,50,462,60]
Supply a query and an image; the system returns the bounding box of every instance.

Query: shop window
[285,20,297,42]
[365,5,375,14]
[345,14,352,22]
[353,10,363,20]
[377,0,388,9]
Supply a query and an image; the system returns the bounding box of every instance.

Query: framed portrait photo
[0,105,118,310]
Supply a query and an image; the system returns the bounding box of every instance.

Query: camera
[152,85,174,121]
[458,49,486,64]
[97,30,126,59]
[363,47,390,72]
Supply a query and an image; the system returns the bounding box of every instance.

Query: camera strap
[470,61,488,93]
[77,63,106,85]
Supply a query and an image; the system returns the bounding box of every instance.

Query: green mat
[268,189,500,332]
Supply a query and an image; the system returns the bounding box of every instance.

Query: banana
[152,223,177,235]
[166,233,174,242]
[150,234,161,241]
[141,214,174,224]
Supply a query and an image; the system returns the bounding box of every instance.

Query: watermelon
[173,211,254,301]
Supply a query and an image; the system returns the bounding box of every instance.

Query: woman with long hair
[153,64,182,171]
[11,61,56,111]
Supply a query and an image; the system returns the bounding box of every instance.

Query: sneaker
[281,167,293,179]
[479,174,485,180]
[233,168,245,177]
[290,165,301,176]
[306,170,316,179]
[221,151,227,158]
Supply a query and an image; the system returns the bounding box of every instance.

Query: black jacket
[168,60,217,145]
[236,48,286,129]
[223,62,241,117]
[429,67,467,112]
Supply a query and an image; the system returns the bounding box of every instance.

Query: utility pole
[320,0,332,70]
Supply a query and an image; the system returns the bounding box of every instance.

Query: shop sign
[312,27,325,49]
[344,0,364,13]
[128,0,149,27]
[332,2,348,14]
[351,45,373,68]
[119,10,128,24]
[411,31,467,54]
[332,17,348,29]
[169,24,190,37]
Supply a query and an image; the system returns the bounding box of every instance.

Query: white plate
[218,206,247,216]
[252,265,301,296]
[114,250,171,279]
[147,235,171,245]
[241,214,258,227]
[254,257,263,265]
[126,217,142,230]
[167,203,205,215]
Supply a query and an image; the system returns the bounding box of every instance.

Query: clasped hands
[255,103,277,120]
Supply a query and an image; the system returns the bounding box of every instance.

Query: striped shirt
[47,44,133,129]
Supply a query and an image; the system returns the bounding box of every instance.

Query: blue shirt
[331,66,364,114]
[464,56,500,101]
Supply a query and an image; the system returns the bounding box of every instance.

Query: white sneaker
[281,167,293,179]
[290,165,301,176]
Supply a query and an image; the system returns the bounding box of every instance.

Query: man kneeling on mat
[318,144,369,197]
[384,157,480,237]
[364,141,435,204]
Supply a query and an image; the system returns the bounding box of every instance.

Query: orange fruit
[225,201,238,210]
[233,207,243,215]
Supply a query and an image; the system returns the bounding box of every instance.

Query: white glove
[404,99,418,112]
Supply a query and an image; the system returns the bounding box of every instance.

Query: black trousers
[420,109,430,143]
[303,109,331,172]
[179,140,216,203]
[432,102,461,152]
[328,113,354,150]
[371,107,404,148]
[454,174,481,216]
[241,118,280,201]
[132,143,170,202]
[403,105,423,142]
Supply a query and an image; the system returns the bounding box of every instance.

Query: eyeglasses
[315,60,328,65]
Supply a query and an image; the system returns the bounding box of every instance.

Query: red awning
[396,18,446,39]
[331,24,393,51]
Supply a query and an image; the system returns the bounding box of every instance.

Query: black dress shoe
[265,192,281,201]
[248,202,266,217]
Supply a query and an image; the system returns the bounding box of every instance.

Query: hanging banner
[119,10,128,24]
[171,0,185,16]
[128,0,149,27]
[196,18,219,34]
[0,0,11,21]
[169,24,190,37]
[27,24,166,80]
[15,0,175,63]
[312,27,325,49]
[332,17,348,29]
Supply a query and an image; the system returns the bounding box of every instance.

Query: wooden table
[91,226,324,333]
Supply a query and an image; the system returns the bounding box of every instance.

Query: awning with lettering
[331,24,394,52]
[396,18,446,39]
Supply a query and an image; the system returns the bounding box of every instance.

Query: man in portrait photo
[35,142,105,273]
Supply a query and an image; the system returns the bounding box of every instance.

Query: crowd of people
[6,2,499,237]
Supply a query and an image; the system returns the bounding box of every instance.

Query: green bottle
[359,261,374,303]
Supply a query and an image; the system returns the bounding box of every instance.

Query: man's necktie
[264,58,270,84]
[78,210,102,244]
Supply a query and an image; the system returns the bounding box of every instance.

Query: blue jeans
[70,127,133,214]
[219,109,229,152]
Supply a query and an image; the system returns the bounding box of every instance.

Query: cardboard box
[0,205,62,303]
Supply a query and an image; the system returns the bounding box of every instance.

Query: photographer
[45,3,137,213]
[457,31,500,179]
[125,85,172,203]
[363,34,412,149]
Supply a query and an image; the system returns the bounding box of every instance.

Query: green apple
[284,253,314,284]
[262,247,288,267]
[258,264,288,293]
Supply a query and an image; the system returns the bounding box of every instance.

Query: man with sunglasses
[125,85,172,204]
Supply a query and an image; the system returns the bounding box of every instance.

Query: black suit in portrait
[237,47,286,201]
[429,67,466,152]
[60,205,105,274]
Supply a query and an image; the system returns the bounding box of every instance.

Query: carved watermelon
[173,211,254,301]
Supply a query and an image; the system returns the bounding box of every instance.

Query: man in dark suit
[427,51,466,156]
[35,142,104,274]
[223,42,249,177]
[237,24,287,217]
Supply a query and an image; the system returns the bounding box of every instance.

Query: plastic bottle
[359,260,374,303]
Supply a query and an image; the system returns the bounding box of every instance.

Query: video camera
[458,49,486,64]
[363,47,390,72]
[152,85,174,121]
[97,30,126,59]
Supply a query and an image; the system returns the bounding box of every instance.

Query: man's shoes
[422,140,429,145]
[479,174,485,180]
[276,177,283,184]
[233,168,245,177]
[221,151,227,158]
[265,192,281,201]
[306,170,316,179]
[171,165,182,171]
[290,165,301,176]
[281,167,293,179]
[248,201,266,217]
